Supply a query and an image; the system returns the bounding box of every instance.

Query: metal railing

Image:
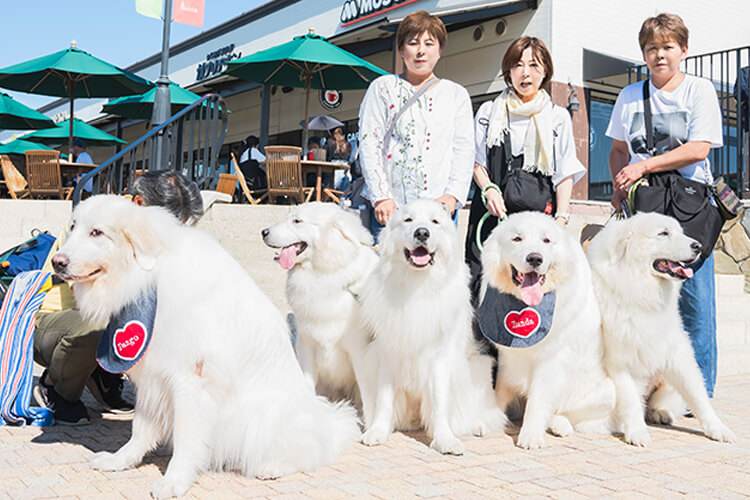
[628,46,750,196]
[73,93,229,205]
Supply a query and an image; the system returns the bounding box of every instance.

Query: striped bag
[0,271,54,426]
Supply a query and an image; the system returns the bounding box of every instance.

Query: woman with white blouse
[464,37,586,302]
[357,10,474,236]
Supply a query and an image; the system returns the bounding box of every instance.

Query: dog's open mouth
[277,242,308,270]
[404,246,434,268]
[511,265,547,306]
[58,267,103,282]
[653,259,694,280]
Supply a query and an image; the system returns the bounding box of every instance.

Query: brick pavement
[1,373,748,499]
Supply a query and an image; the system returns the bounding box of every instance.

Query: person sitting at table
[325,127,352,190]
[237,135,267,190]
[72,138,94,194]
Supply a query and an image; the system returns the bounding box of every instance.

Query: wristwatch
[555,212,570,224]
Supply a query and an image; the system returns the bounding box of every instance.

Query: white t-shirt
[239,146,266,169]
[606,75,722,184]
[358,74,474,205]
[474,100,586,187]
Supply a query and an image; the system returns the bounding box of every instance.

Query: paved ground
[2,372,749,500]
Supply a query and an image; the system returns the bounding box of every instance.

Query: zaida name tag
[478,287,555,348]
[96,287,157,373]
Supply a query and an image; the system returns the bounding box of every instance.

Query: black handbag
[631,80,725,263]
[490,126,556,215]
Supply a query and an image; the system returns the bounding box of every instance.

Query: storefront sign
[340,0,422,27]
[320,90,343,110]
[195,43,242,81]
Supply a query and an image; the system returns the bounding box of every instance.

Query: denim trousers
[678,252,717,397]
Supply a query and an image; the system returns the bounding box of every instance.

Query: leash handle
[475,182,507,253]
[480,182,502,208]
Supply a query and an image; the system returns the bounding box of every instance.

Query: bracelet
[555,212,570,223]
[480,183,502,209]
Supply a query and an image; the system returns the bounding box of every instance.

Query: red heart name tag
[503,308,541,338]
[113,321,147,360]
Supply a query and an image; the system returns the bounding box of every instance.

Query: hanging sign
[340,0,422,27]
[320,90,343,110]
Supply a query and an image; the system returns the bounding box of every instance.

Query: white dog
[359,199,505,455]
[587,212,735,446]
[480,212,615,449]
[262,202,378,418]
[53,196,359,498]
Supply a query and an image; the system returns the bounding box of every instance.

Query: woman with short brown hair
[357,10,474,237]
[464,36,585,301]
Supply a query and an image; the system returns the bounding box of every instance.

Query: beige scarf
[486,88,554,176]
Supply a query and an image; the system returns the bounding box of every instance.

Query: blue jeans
[678,253,717,397]
[370,204,458,242]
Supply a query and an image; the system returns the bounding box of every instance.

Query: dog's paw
[646,407,675,425]
[516,427,546,449]
[150,475,193,499]
[361,426,389,447]
[90,451,131,471]
[624,426,652,447]
[703,420,736,443]
[430,434,465,455]
[256,463,294,480]
[548,415,573,437]
[472,421,487,437]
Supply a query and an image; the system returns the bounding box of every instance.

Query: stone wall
[713,206,750,292]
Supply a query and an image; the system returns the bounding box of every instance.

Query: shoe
[86,367,134,415]
[33,370,90,426]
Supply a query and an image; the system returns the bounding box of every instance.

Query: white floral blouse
[357,74,474,206]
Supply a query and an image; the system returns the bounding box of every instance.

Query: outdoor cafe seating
[24,150,72,200]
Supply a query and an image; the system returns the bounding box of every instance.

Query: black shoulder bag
[489,106,556,215]
[631,79,725,264]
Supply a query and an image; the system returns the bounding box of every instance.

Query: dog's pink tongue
[410,249,431,266]
[279,246,298,270]
[519,273,543,306]
[668,261,694,279]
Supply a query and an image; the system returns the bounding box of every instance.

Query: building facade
[38,0,750,200]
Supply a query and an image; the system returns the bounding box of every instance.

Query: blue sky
[1,0,266,111]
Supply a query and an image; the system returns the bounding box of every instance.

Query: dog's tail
[251,393,360,478]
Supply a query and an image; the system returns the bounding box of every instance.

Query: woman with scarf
[465,37,586,302]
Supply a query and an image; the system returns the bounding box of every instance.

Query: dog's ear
[121,206,163,271]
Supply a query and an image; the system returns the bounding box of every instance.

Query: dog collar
[96,286,157,373]
[477,287,555,348]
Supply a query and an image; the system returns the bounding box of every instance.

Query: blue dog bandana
[478,288,556,348]
[96,287,157,373]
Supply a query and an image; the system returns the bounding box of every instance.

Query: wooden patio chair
[230,152,267,204]
[215,173,238,199]
[264,146,313,205]
[25,150,72,200]
[0,155,30,200]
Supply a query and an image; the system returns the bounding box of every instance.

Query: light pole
[152,0,173,170]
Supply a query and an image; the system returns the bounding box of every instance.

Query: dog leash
[475,182,507,253]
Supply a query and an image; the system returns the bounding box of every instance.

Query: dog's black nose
[414,227,430,243]
[52,253,69,273]
[691,241,702,254]
[261,228,270,238]
[526,252,543,268]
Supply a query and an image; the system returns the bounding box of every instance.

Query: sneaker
[33,370,90,426]
[86,367,134,415]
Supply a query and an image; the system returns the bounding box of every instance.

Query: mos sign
[340,0,422,27]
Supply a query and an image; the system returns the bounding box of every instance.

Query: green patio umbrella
[224,30,387,147]
[0,41,153,155]
[102,81,200,120]
[0,138,59,155]
[0,93,56,130]
[25,117,126,147]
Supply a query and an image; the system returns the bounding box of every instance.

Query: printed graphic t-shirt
[605,74,723,184]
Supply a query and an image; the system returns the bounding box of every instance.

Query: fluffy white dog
[480,212,615,449]
[262,202,378,418]
[359,199,505,455]
[53,196,359,498]
[587,212,735,446]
